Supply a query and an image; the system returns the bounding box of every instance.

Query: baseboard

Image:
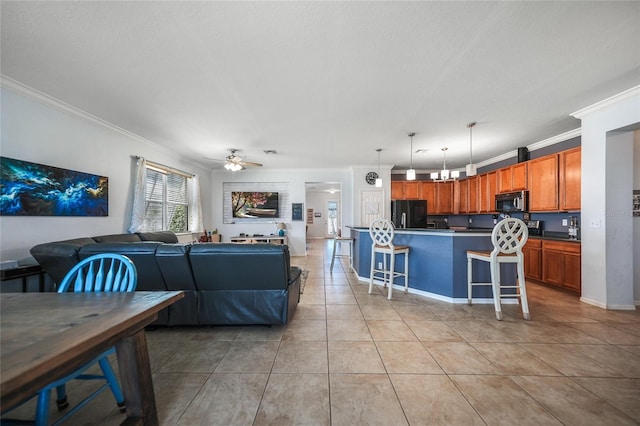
[580,296,637,310]
[358,276,517,304]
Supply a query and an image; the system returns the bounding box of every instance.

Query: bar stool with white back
[330,230,353,273]
[369,218,410,299]
[467,217,530,320]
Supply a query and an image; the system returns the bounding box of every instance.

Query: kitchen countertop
[348,226,580,242]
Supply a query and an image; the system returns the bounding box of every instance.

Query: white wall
[573,86,640,309]
[211,168,353,256]
[0,85,213,261]
[634,130,640,304]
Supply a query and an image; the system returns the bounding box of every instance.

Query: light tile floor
[5,239,640,425]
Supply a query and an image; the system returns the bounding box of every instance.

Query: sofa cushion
[92,233,142,243]
[189,243,289,291]
[137,231,179,243]
[155,244,197,291]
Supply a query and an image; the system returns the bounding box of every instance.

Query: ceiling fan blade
[241,161,263,167]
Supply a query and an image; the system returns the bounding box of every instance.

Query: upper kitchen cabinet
[559,147,581,211]
[479,171,497,213]
[467,176,480,213]
[528,154,559,211]
[455,179,468,214]
[391,181,403,200]
[391,181,421,200]
[498,163,527,193]
[434,181,454,214]
[404,181,421,199]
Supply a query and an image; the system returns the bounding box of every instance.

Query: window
[144,166,189,232]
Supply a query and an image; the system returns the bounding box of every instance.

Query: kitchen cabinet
[456,179,468,214]
[391,181,420,200]
[528,154,559,211]
[391,181,403,200]
[560,147,581,211]
[541,240,581,294]
[404,181,420,199]
[479,171,497,213]
[467,176,479,213]
[421,181,436,210]
[523,239,542,280]
[498,163,527,193]
[434,182,454,214]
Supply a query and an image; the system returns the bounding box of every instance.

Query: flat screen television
[232,191,279,218]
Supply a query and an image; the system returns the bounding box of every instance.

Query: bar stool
[467,217,530,320]
[369,218,410,299]
[330,233,353,273]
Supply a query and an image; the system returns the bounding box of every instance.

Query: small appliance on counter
[525,220,542,236]
[568,216,579,240]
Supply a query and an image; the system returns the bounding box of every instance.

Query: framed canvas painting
[0,157,108,216]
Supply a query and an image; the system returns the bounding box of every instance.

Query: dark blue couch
[30,232,301,326]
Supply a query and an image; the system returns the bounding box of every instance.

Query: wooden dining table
[1,291,184,425]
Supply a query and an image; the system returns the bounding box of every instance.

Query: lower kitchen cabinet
[524,238,580,294]
[537,239,581,294]
[523,239,542,281]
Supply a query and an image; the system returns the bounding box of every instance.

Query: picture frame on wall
[0,156,108,216]
[292,203,303,221]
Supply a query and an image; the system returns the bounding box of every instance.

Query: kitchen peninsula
[349,227,507,301]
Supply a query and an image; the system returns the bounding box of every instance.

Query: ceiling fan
[207,149,263,171]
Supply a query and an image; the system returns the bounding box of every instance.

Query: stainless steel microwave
[495,190,528,213]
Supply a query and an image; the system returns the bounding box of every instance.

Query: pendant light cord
[467,122,476,165]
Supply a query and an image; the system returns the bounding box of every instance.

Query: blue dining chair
[34,253,137,425]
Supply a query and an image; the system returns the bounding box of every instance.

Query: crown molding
[571,85,640,119]
[526,128,581,151]
[0,75,177,157]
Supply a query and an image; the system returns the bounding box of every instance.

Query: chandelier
[431,148,460,182]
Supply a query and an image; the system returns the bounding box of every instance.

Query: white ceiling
[1,1,639,172]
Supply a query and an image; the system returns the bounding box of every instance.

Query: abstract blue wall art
[0,157,108,216]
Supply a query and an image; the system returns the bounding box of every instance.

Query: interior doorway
[305,182,342,240]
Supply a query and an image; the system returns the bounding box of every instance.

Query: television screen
[232,192,279,218]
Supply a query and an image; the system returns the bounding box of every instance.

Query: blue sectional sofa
[30,232,301,326]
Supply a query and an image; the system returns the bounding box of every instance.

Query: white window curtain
[188,174,204,233]
[128,157,147,233]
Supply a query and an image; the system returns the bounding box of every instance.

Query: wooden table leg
[115,329,158,426]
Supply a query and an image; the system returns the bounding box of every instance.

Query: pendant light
[406,132,416,181]
[375,148,383,187]
[465,121,477,176]
[431,147,460,181]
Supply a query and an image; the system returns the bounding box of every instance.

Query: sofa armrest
[289,266,302,286]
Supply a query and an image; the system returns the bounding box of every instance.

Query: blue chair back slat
[59,253,137,294]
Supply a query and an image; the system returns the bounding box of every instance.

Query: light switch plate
[562,219,568,226]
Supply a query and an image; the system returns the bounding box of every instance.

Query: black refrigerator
[391,200,428,228]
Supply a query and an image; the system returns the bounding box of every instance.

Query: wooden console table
[230,235,288,245]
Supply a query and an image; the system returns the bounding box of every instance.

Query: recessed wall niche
[223,182,290,224]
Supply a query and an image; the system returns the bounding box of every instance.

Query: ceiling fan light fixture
[224,162,243,171]
[406,132,416,181]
